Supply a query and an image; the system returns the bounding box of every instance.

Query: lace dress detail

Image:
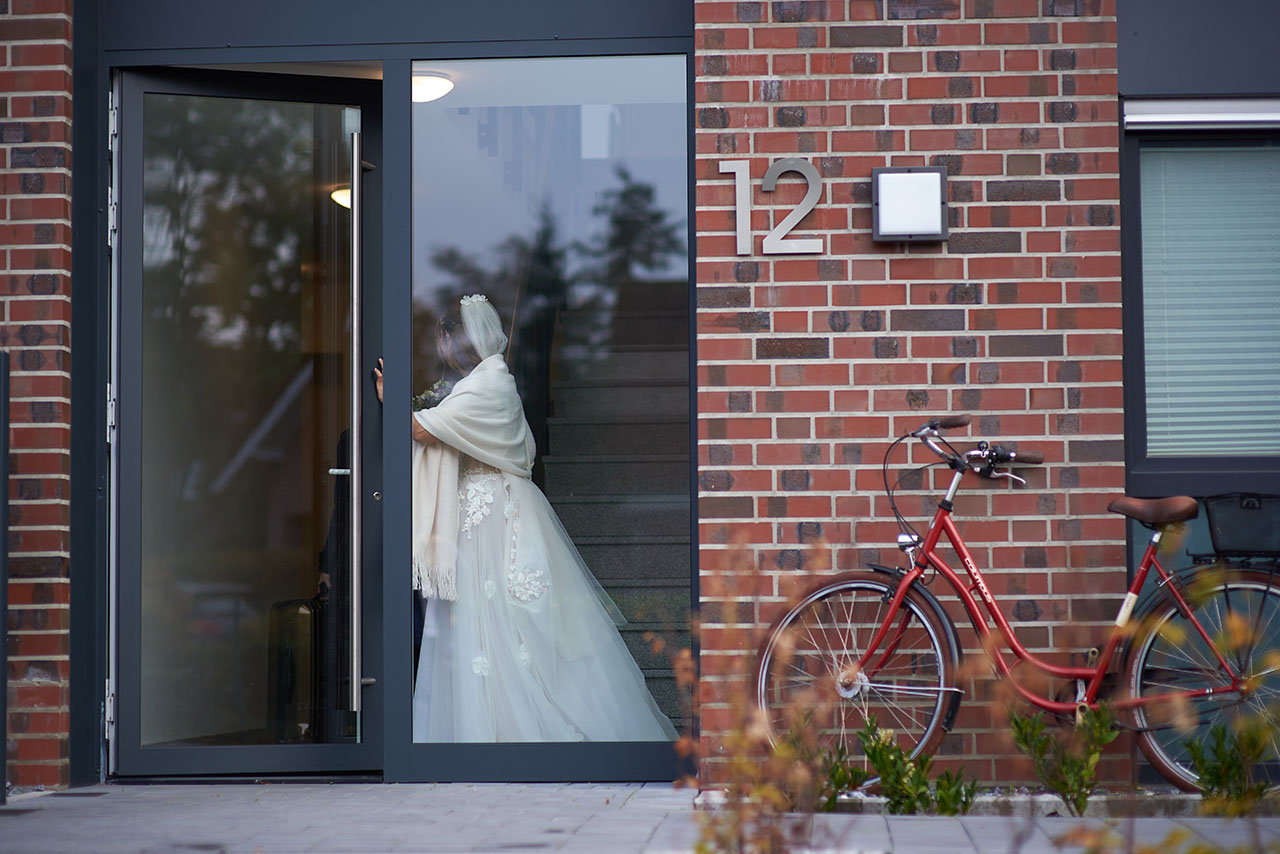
[501,478,548,604]
[458,455,501,539]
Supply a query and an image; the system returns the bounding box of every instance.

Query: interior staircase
[541,279,692,729]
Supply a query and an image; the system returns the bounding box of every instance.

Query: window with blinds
[1139,141,1280,457]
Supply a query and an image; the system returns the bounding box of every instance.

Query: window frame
[1121,126,1280,497]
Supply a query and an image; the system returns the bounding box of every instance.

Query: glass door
[114,69,382,775]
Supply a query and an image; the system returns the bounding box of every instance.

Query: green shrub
[815,742,867,813]
[818,716,976,815]
[1187,722,1270,817]
[1008,704,1118,817]
[933,769,979,817]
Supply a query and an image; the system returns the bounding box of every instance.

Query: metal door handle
[348,130,364,713]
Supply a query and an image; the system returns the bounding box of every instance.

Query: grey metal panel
[70,0,111,786]
[1119,0,1280,97]
[377,59,415,784]
[401,741,684,783]
[115,70,147,774]
[102,0,692,53]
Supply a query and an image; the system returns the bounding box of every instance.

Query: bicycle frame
[859,463,1244,717]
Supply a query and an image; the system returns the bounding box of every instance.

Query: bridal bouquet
[411,379,454,412]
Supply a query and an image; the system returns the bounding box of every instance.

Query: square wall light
[871,166,949,243]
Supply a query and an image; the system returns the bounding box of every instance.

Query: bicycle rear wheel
[755,572,958,767]
[1126,568,1280,792]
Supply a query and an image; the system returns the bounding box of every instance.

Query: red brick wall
[2,0,74,790]
[694,0,1123,785]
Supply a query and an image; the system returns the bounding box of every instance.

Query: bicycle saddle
[1107,495,1199,525]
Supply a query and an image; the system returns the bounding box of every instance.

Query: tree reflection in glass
[139,93,355,746]
[411,56,692,737]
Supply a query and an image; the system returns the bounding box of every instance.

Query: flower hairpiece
[460,294,488,306]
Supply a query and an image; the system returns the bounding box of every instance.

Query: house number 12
[719,157,824,256]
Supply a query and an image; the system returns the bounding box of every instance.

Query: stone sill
[696,789,1280,818]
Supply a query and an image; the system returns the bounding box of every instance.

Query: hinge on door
[107,90,119,246]
[104,677,116,726]
[107,89,118,151]
[106,382,116,446]
[107,186,117,246]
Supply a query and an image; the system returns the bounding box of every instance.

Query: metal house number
[719,158,824,256]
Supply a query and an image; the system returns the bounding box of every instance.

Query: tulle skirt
[412,471,677,742]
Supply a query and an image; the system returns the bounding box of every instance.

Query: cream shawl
[411,441,459,600]
[411,354,536,600]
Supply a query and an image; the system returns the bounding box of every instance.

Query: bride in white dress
[400,294,677,743]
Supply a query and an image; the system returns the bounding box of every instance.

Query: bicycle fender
[865,563,965,732]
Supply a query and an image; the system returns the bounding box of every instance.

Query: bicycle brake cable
[883,432,934,565]
[883,429,969,586]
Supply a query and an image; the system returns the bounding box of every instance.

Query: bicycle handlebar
[993,447,1043,466]
[910,414,1043,476]
[935,414,972,430]
[911,414,970,437]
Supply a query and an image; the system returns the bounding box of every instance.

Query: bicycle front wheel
[755,572,958,765]
[1126,568,1280,792]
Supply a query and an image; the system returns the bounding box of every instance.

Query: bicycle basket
[1204,493,1280,557]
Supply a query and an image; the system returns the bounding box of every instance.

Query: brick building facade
[692,0,1125,785]
[2,0,74,789]
[3,0,1278,790]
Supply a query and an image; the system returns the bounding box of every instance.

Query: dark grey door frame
[73,35,695,786]
[113,68,384,776]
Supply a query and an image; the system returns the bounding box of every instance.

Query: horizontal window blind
[1141,143,1280,457]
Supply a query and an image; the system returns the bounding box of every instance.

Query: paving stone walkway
[1,783,1278,853]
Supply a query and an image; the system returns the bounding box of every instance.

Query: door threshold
[109,772,383,785]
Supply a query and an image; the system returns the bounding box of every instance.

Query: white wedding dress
[407,299,676,743]
[412,453,678,742]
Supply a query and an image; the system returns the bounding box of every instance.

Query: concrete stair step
[551,494,689,537]
[572,536,690,582]
[552,380,688,418]
[612,278,689,313]
[559,349,689,383]
[548,417,689,457]
[562,309,688,348]
[600,584,691,626]
[543,454,689,497]
[639,675,688,728]
[621,627,693,671]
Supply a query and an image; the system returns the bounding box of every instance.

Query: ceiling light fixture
[412,72,454,103]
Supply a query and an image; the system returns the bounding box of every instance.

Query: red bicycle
[754,415,1280,791]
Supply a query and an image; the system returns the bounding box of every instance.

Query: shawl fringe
[413,555,458,602]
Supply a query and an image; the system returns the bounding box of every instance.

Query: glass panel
[409,56,690,742]
[139,93,360,746]
[1140,140,1280,457]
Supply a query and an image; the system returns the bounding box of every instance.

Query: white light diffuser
[872,166,949,242]
[412,73,455,103]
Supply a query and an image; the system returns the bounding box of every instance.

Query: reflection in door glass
[139,93,359,746]
[410,56,690,742]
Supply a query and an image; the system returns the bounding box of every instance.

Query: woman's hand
[379,356,437,444]
[412,418,437,445]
